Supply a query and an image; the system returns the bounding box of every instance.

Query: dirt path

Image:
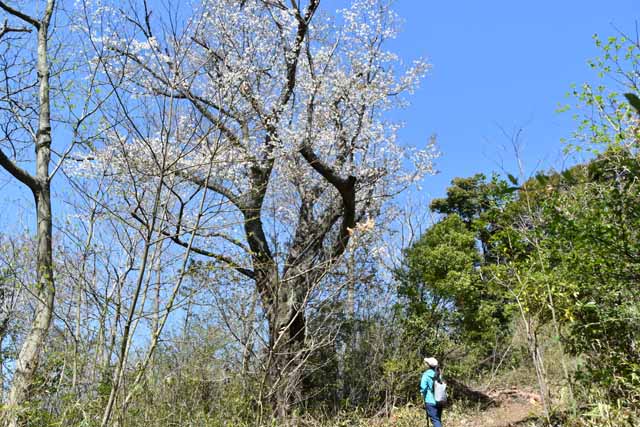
[450,400,540,427]
[448,390,542,427]
[381,388,542,427]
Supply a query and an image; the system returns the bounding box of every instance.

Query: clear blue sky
[377,0,639,199]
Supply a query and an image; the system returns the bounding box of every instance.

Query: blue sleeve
[420,372,431,397]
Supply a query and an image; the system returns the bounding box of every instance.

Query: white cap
[423,357,438,368]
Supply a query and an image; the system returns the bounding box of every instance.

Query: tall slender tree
[0,2,56,425]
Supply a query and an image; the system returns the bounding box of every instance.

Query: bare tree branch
[0,1,40,29]
[0,19,30,39]
[0,147,40,193]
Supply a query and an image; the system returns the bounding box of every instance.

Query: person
[420,357,443,427]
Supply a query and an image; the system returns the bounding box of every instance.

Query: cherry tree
[82,0,436,418]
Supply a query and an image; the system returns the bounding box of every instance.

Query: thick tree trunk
[252,181,355,421]
[265,281,306,422]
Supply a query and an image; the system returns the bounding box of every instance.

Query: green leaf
[623,93,640,115]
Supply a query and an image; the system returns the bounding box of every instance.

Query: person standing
[420,357,443,427]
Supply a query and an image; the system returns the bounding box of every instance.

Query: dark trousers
[425,403,442,427]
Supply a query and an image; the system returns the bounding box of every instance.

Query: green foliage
[542,148,640,407]
[399,85,640,415]
[624,92,640,114]
[400,214,496,345]
[567,34,640,153]
[397,175,518,381]
[553,33,640,414]
[430,174,516,259]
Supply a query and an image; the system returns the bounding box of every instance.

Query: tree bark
[1,2,56,425]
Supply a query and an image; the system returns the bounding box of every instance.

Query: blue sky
[378,0,639,200]
[1,0,639,229]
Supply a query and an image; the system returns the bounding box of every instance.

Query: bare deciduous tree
[0,2,56,424]
[0,1,106,423]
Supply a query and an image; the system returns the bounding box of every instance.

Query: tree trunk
[6,192,55,426]
[523,318,552,425]
[269,278,307,419]
[2,3,56,425]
